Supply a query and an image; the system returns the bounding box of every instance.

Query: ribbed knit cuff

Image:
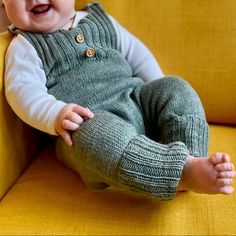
[160,115,209,157]
[71,112,139,182]
[118,135,189,200]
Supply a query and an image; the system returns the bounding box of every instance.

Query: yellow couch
[0,0,236,235]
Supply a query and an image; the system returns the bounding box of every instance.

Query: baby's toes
[215,163,234,172]
[218,170,236,178]
[222,153,231,163]
[210,153,230,165]
[216,178,233,187]
[218,186,234,195]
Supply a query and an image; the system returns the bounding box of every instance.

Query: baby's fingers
[60,130,73,146]
[62,119,79,131]
[66,112,84,125]
[73,105,94,119]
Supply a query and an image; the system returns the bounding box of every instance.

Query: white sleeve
[4,35,66,135]
[109,16,165,82]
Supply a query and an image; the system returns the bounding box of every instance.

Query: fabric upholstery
[0,32,43,199]
[0,125,235,235]
[0,0,236,235]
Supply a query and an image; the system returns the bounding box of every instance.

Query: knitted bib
[14,3,145,133]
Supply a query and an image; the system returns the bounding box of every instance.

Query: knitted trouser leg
[56,111,189,200]
[139,76,209,157]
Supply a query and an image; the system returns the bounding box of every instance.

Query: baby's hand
[55,103,94,146]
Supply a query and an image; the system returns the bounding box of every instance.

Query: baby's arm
[110,16,165,82]
[4,34,93,143]
[5,35,65,135]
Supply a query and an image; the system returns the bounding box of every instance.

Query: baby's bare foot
[178,153,236,194]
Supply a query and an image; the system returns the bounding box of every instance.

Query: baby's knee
[153,76,205,117]
[163,77,202,106]
[160,76,195,95]
[144,76,197,99]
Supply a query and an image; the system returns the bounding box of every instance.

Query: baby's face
[3,0,75,32]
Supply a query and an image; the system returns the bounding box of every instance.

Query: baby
[3,0,236,200]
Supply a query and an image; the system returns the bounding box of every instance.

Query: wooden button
[86,48,96,57]
[76,34,85,43]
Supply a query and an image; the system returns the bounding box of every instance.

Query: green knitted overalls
[14,3,209,200]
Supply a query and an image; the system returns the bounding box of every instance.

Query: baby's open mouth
[31,4,51,15]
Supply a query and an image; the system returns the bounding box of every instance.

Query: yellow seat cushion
[0,125,235,235]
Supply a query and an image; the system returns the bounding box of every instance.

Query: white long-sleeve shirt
[5,11,164,135]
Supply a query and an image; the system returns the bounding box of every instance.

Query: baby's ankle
[177,155,194,191]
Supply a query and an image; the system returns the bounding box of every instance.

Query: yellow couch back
[76,0,236,125]
[0,32,44,199]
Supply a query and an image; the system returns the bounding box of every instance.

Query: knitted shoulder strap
[7,3,119,78]
[81,2,118,49]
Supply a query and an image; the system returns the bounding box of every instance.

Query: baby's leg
[178,153,236,194]
[139,77,236,194]
[56,111,189,200]
[139,77,209,157]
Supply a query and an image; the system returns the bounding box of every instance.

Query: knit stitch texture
[11,3,209,200]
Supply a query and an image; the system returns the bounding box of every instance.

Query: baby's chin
[32,20,72,33]
[19,22,64,33]
[15,17,67,33]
